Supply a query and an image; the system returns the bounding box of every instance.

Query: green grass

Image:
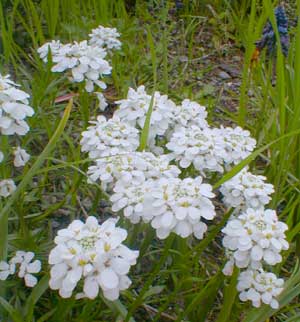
[1,0,300,321]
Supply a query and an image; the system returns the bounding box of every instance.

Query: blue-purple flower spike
[255,5,289,58]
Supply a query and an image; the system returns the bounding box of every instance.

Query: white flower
[13,251,41,287]
[0,261,15,280]
[48,216,138,300]
[89,25,122,51]
[87,151,180,191]
[166,126,225,174]
[115,86,176,149]
[237,269,284,309]
[220,168,274,210]
[1,251,41,287]
[170,99,208,131]
[222,208,289,270]
[38,40,112,92]
[150,177,215,239]
[111,176,215,239]
[37,40,62,62]
[218,126,256,167]
[222,256,234,276]
[0,179,16,197]
[96,92,108,111]
[80,115,139,159]
[167,125,256,174]
[13,146,30,167]
[111,179,155,224]
[0,74,34,136]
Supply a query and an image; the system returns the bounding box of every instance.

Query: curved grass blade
[0,297,23,322]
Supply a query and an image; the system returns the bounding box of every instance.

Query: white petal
[24,274,37,287]
[103,288,120,301]
[27,260,41,273]
[83,277,99,299]
[99,268,119,289]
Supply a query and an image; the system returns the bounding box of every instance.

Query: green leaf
[138,92,155,151]
[176,271,223,322]
[216,267,239,322]
[24,275,50,321]
[142,285,165,300]
[37,308,57,322]
[0,296,23,322]
[100,295,136,322]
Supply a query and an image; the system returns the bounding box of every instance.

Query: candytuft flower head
[237,269,284,309]
[38,40,112,92]
[166,126,225,173]
[89,25,122,52]
[87,151,180,191]
[220,168,274,210]
[0,74,34,136]
[167,126,256,174]
[222,208,288,271]
[111,176,215,240]
[48,216,139,300]
[37,40,62,61]
[170,98,208,131]
[80,116,139,159]
[115,86,176,148]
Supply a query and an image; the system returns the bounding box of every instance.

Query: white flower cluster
[48,216,138,301]
[167,126,256,174]
[38,25,121,93]
[81,86,258,242]
[38,40,111,93]
[114,86,254,159]
[80,116,139,159]
[218,148,287,308]
[220,126,256,167]
[220,168,274,210]
[111,176,215,239]
[171,98,208,131]
[167,126,225,173]
[0,251,41,287]
[87,151,180,191]
[80,85,288,308]
[115,86,176,146]
[237,269,284,309]
[221,195,288,307]
[0,74,34,136]
[222,208,288,270]
[0,74,33,197]
[89,26,121,51]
